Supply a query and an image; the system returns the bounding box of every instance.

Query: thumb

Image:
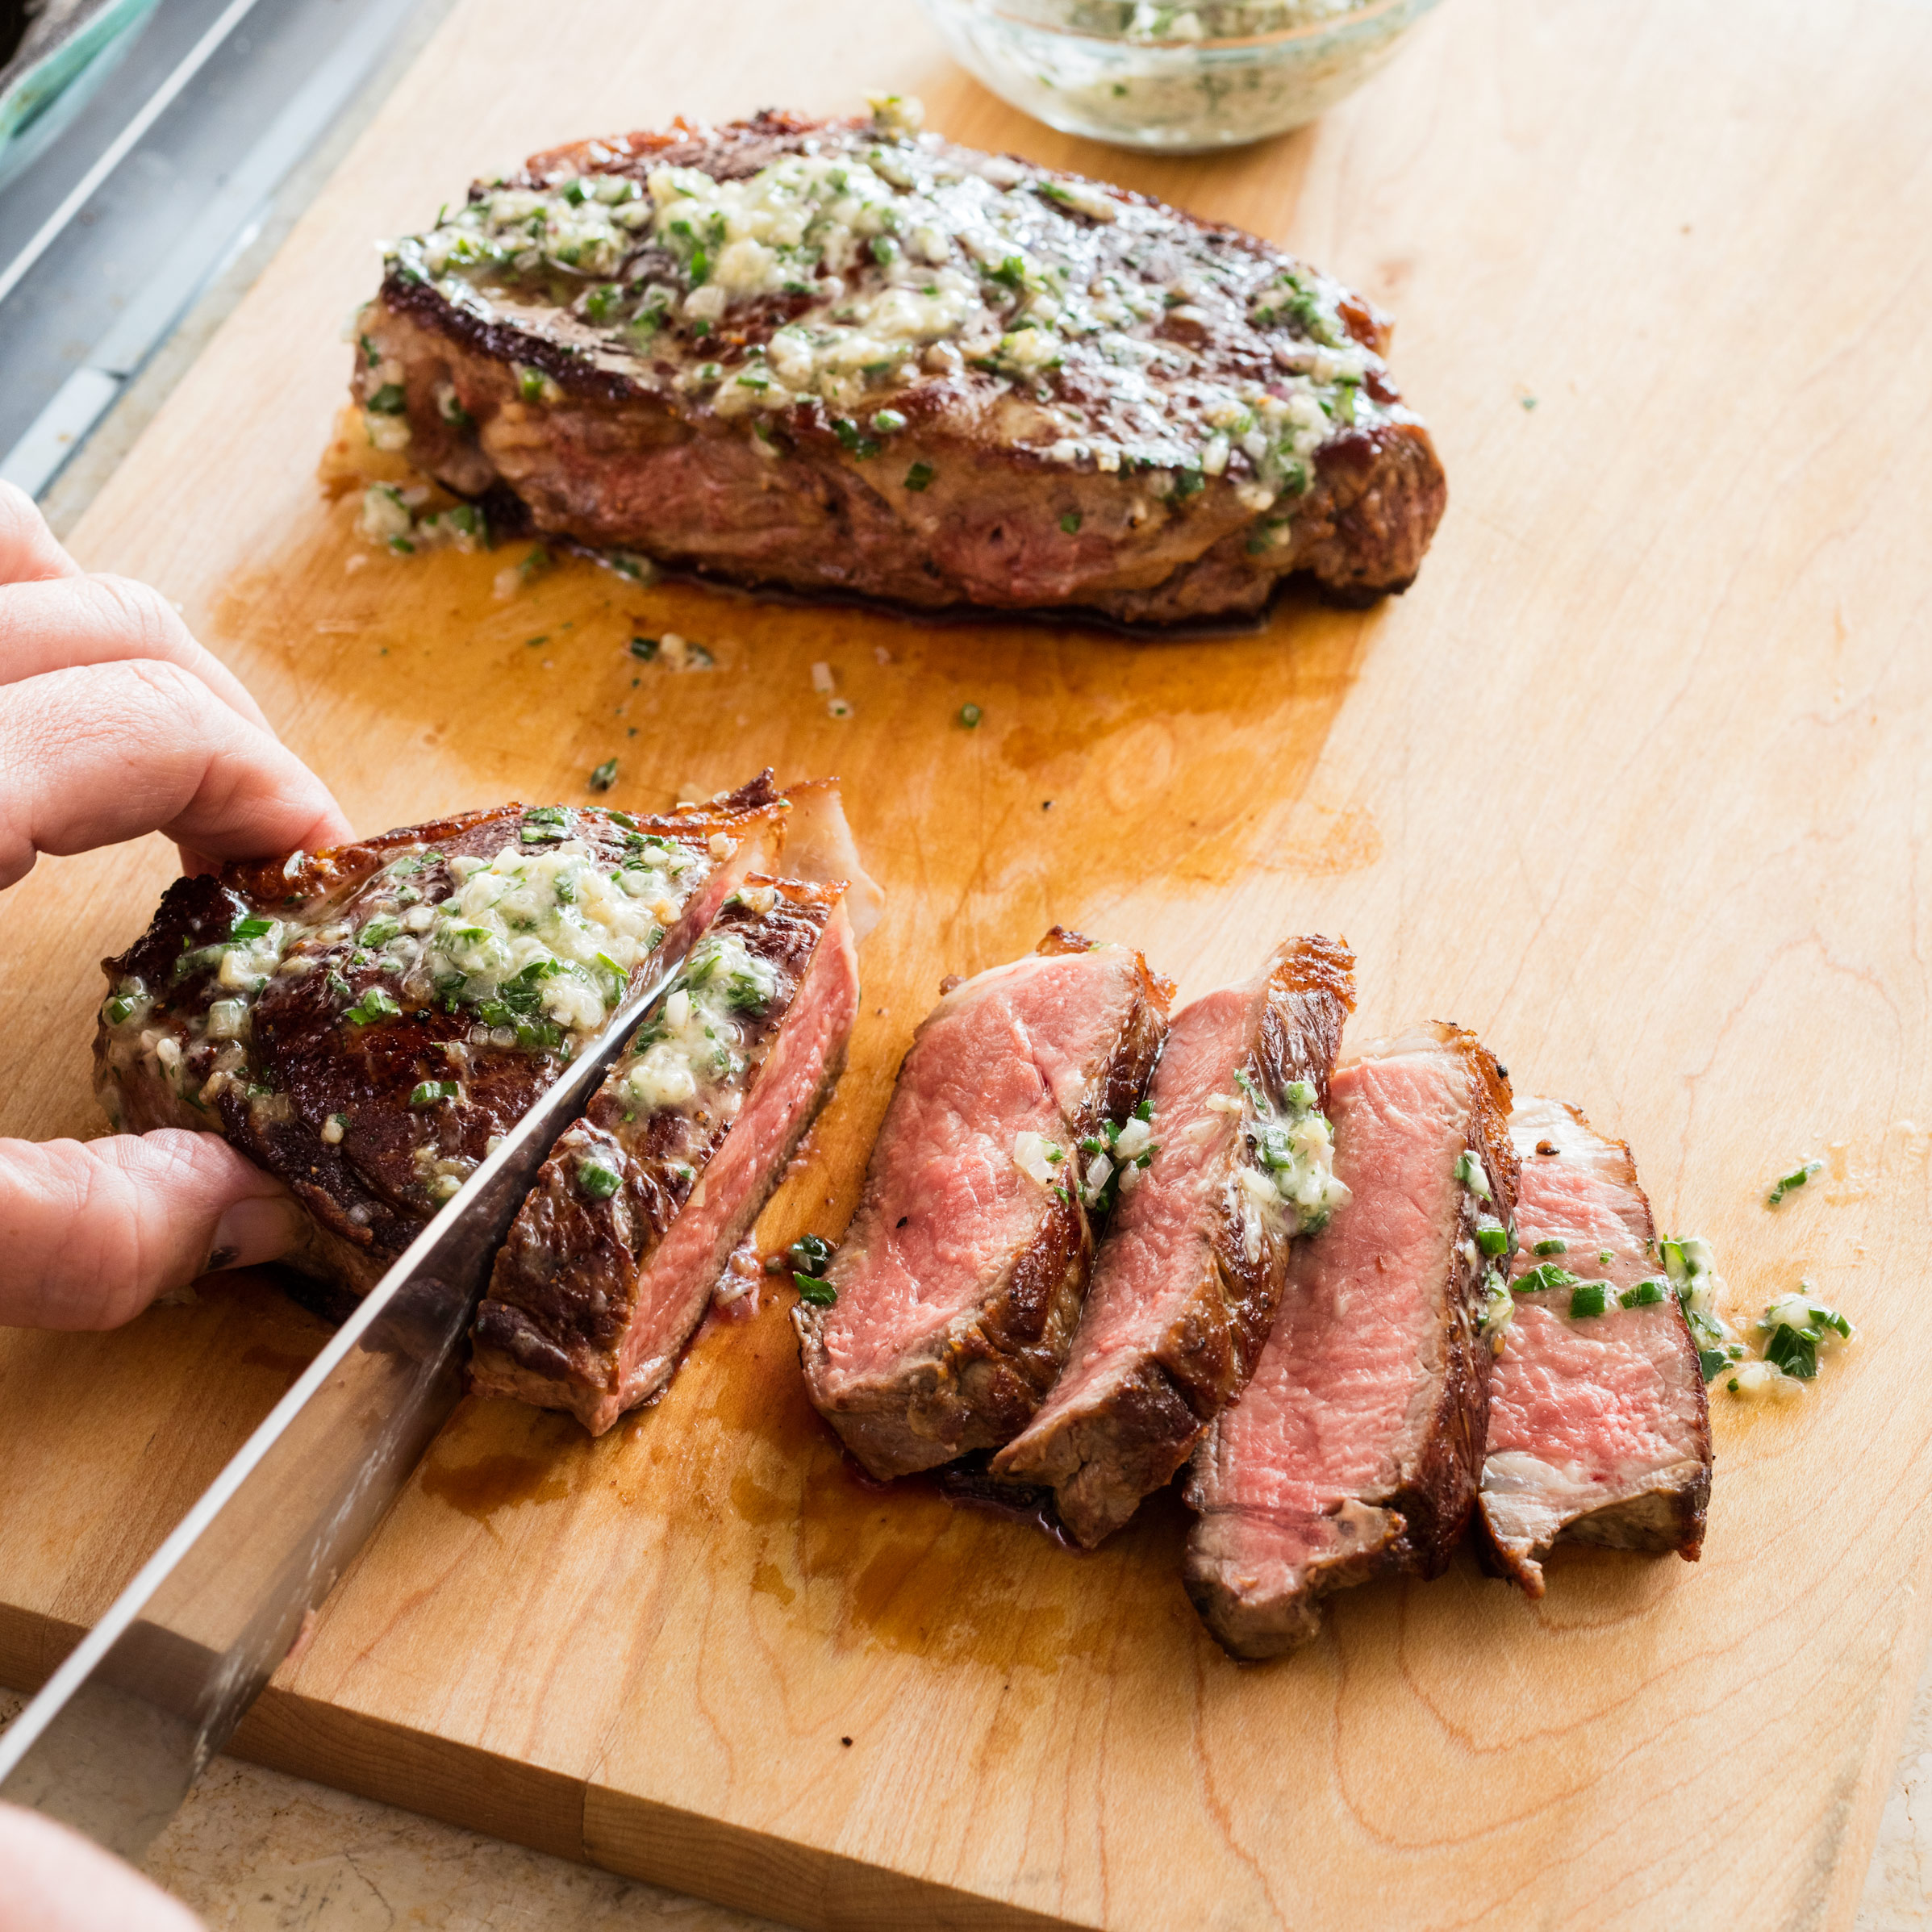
[0,1132,305,1332]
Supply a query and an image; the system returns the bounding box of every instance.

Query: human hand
[0,482,353,1329]
[0,1805,202,1931]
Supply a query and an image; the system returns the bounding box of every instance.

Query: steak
[991,935,1355,1546]
[795,928,1172,1479]
[1183,1024,1517,1659]
[91,775,861,1315]
[473,878,859,1433]
[1475,1097,1712,1595]
[351,104,1446,625]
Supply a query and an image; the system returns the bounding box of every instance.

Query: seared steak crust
[1183,1024,1517,1659]
[474,878,858,1433]
[94,782,787,1308]
[1476,1099,1712,1594]
[354,109,1445,625]
[993,935,1356,1546]
[796,928,1172,1479]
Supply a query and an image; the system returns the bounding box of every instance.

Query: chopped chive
[578,1159,622,1200]
[344,987,400,1026]
[1597,1249,1613,1265]
[1533,1237,1567,1256]
[1621,1279,1667,1308]
[409,1079,458,1108]
[958,703,983,728]
[1475,1224,1510,1258]
[1060,511,1082,534]
[228,916,274,941]
[589,757,619,791]
[903,461,935,491]
[1453,1151,1492,1200]
[104,994,136,1024]
[1568,1283,1608,1318]
[1515,1262,1579,1294]
[1766,1159,1823,1207]
[629,636,659,661]
[366,383,407,415]
[1134,1099,1154,1122]
[871,408,908,434]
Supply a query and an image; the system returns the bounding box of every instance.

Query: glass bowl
[914,0,1446,152]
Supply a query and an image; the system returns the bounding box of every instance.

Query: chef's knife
[0,930,699,1859]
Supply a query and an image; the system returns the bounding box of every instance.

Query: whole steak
[351,104,1446,625]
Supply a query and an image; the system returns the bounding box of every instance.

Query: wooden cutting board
[3,0,1930,1925]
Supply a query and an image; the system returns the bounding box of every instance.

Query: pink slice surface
[1196,1041,1467,1523]
[1485,1098,1701,1483]
[1008,987,1249,1427]
[816,947,1141,1386]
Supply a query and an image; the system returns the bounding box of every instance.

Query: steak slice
[473,877,860,1433]
[991,935,1355,1546]
[795,928,1172,1479]
[1475,1097,1713,1595]
[352,105,1445,625]
[91,775,832,1310]
[1183,1024,1517,1659]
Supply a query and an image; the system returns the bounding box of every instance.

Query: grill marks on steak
[474,879,859,1434]
[795,928,1172,1479]
[1476,1099,1712,1595]
[992,935,1355,1546]
[1183,1024,1517,1659]
[357,112,1445,624]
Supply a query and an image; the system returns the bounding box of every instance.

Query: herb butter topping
[380,107,1389,507]
[1229,1069,1348,1251]
[620,925,777,1115]
[98,809,716,1135]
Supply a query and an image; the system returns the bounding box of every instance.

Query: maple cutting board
[3,0,1931,1926]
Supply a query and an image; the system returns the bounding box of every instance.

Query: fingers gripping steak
[1183,1024,1517,1659]
[474,878,860,1435]
[1475,1097,1712,1595]
[795,928,1172,1479]
[352,106,1446,625]
[993,935,1356,1546]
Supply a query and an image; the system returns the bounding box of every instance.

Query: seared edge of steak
[991,933,1356,1546]
[1182,1022,1517,1659]
[795,926,1173,1479]
[92,776,799,1304]
[1476,1097,1712,1596]
[473,878,858,1434]
[354,110,1445,623]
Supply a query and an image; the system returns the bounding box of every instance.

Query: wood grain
[3,0,1930,1925]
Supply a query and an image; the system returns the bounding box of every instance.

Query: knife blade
[0,923,702,1859]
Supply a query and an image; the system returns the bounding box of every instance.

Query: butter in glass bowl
[914,0,1446,152]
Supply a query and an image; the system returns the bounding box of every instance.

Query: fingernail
[207,1196,303,1273]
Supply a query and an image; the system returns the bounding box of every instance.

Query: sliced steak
[1183,1024,1517,1659]
[795,928,1172,1478]
[991,935,1355,1546]
[352,106,1445,625]
[1475,1097,1712,1595]
[92,776,821,1309]
[474,878,859,1433]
